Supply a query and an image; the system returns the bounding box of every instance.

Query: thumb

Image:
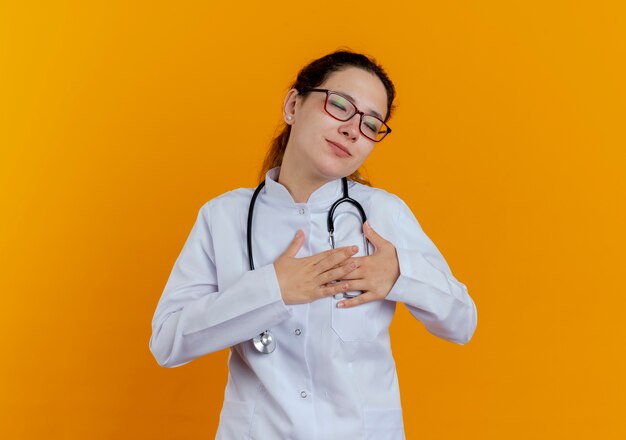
[282,229,304,258]
[363,221,382,248]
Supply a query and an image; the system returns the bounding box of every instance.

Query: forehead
[319,67,388,120]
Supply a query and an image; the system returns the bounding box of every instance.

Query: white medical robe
[149,166,477,439]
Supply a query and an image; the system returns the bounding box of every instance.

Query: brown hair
[258,49,396,186]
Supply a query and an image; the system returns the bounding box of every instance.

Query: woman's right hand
[273,229,359,305]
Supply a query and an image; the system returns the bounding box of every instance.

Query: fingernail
[337,302,345,308]
[295,230,301,238]
[351,246,358,252]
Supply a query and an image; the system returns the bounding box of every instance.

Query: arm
[385,197,478,345]
[149,202,292,368]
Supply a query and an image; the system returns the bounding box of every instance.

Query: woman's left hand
[330,220,401,309]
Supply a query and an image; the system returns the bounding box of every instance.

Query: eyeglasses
[299,88,392,142]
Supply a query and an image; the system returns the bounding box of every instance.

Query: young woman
[149,50,477,440]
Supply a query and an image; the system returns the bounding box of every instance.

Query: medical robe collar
[264,166,349,211]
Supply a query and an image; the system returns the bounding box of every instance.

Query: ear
[282,88,299,124]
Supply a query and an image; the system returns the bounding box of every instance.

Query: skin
[273,66,401,309]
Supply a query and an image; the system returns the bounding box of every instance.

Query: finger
[318,280,351,299]
[281,230,304,258]
[303,246,345,265]
[345,255,367,265]
[309,245,355,266]
[336,291,379,309]
[314,245,359,273]
[328,256,361,270]
[329,257,367,278]
[315,259,358,284]
[322,278,366,291]
[333,267,360,280]
[320,262,362,284]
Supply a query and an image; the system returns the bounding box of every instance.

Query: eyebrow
[336,90,385,120]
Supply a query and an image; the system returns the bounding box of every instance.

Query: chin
[313,157,353,180]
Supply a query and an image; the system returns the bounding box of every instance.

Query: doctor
[149,50,477,440]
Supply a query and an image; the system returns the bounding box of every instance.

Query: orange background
[1,1,625,438]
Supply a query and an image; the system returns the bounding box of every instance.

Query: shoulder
[197,187,255,220]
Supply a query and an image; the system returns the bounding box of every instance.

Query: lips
[326,139,351,157]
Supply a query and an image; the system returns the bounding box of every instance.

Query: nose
[338,114,360,141]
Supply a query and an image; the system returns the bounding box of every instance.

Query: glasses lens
[361,115,389,141]
[326,93,355,120]
[324,91,389,142]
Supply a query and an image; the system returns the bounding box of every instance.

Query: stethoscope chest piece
[253,331,276,354]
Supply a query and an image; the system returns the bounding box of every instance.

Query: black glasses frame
[299,88,392,142]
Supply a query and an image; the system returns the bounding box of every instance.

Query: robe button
[298,208,306,215]
[300,391,308,398]
[295,329,302,336]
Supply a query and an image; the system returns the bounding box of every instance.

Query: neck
[277,164,329,204]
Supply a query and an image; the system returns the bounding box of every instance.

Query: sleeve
[149,202,293,368]
[384,196,477,345]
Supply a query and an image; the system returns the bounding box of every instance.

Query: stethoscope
[246,177,370,354]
